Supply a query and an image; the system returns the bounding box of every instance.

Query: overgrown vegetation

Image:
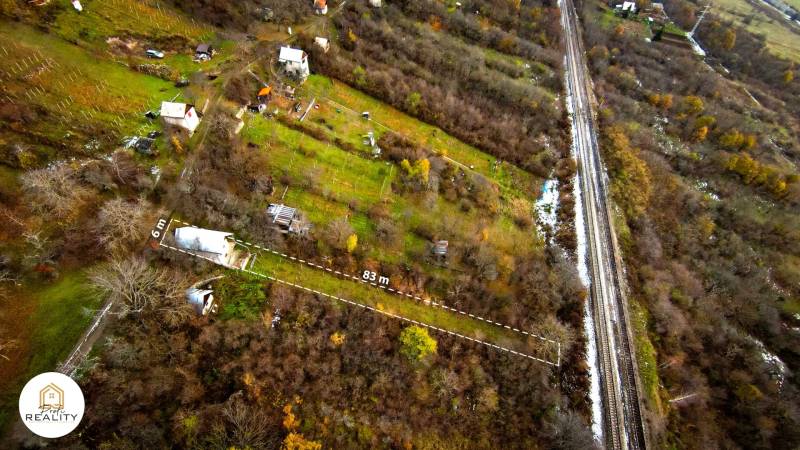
[582,0,800,446]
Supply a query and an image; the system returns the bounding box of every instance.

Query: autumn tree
[399,158,431,192]
[346,233,358,253]
[283,432,322,450]
[602,126,652,219]
[680,95,704,116]
[399,325,437,361]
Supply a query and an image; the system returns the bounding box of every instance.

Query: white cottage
[161,102,200,135]
[278,47,310,81]
[174,227,240,267]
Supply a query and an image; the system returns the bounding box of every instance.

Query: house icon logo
[19,372,84,438]
[39,383,65,410]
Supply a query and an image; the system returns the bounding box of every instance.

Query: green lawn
[0,271,101,437]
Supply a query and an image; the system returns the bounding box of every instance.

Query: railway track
[559,0,649,448]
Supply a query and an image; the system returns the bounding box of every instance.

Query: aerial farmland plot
[13,0,800,447]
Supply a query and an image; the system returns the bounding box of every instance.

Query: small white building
[161,102,200,135]
[621,1,636,12]
[369,0,382,6]
[174,227,242,267]
[314,37,330,53]
[186,288,217,315]
[278,47,310,81]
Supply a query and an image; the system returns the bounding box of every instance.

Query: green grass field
[241,115,541,269]
[710,0,800,62]
[0,271,101,436]
[52,0,213,44]
[49,0,232,78]
[0,22,180,142]
[302,75,540,200]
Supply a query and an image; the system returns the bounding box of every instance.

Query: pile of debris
[134,63,176,81]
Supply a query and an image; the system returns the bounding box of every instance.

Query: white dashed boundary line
[159,240,557,367]
[170,219,556,345]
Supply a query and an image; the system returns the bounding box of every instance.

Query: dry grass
[0,22,179,139]
[710,0,800,62]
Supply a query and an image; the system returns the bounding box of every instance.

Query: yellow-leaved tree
[603,126,652,219]
[346,234,358,253]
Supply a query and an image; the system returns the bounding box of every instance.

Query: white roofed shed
[160,101,201,134]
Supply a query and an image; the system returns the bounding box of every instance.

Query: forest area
[577,0,800,447]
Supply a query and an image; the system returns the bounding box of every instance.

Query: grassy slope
[0,22,179,139]
[242,114,540,269]
[0,271,101,436]
[302,75,540,199]
[710,0,800,62]
[629,299,664,415]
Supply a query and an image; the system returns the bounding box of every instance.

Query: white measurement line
[159,241,556,366]
[159,218,173,245]
[170,219,556,344]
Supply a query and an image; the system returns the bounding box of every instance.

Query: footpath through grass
[0,271,101,437]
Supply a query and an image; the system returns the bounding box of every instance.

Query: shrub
[399,325,437,361]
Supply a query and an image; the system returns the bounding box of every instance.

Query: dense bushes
[304,0,569,174]
[580,0,800,447]
[165,0,315,29]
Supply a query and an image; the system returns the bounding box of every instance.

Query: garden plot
[241,116,542,267]
[301,75,541,199]
[158,218,561,367]
[50,0,232,77]
[0,23,179,145]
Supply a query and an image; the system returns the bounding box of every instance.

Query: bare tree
[22,230,55,270]
[323,217,354,251]
[548,411,599,450]
[0,336,18,362]
[203,395,278,449]
[89,257,188,322]
[20,165,90,222]
[0,267,18,302]
[95,197,158,254]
